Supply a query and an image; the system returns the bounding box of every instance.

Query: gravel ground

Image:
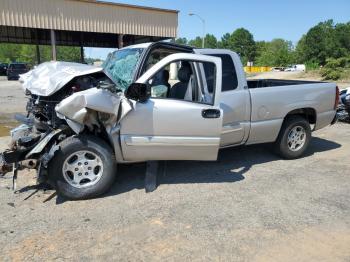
[0,76,350,261]
[0,77,27,114]
[0,76,27,137]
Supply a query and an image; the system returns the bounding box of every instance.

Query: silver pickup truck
[0,42,338,200]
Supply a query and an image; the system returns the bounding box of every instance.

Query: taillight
[334,86,339,110]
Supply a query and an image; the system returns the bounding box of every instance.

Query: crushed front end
[0,61,118,190]
[0,107,73,190]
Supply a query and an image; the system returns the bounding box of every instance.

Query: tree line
[0,44,84,66]
[175,19,350,69]
[0,19,349,77]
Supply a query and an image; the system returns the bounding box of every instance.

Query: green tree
[255,39,295,66]
[321,57,350,80]
[0,43,81,65]
[295,35,307,63]
[38,46,53,62]
[188,37,203,48]
[335,22,350,55]
[216,28,256,65]
[255,41,268,61]
[18,45,37,65]
[56,46,81,62]
[295,20,348,65]
[230,28,256,63]
[175,37,188,45]
[218,33,231,49]
[0,44,22,63]
[204,34,217,48]
[187,34,217,48]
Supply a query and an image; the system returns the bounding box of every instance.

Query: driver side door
[120,53,223,161]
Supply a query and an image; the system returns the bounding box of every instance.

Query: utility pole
[189,13,205,48]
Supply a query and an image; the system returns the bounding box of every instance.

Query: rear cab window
[203,54,238,93]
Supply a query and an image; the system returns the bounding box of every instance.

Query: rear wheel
[274,116,311,159]
[48,135,117,200]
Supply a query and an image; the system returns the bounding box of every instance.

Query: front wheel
[48,135,117,200]
[274,116,311,159]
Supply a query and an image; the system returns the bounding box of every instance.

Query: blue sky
[85,0,350,59]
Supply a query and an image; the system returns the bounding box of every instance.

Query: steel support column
[35,30,41,64]
[80,46,84,63]
[80,32,84,63]
[118,34,124,48]
[50,29,57,61]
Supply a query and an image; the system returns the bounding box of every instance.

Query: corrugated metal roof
[0,0,178,38]
[74,0,179,13]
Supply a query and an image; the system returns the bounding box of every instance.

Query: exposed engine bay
[27,72,108,130]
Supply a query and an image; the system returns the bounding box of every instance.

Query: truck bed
[247,79,322,89]
[246,79,336,145]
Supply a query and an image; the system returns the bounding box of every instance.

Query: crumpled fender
[26,129,63,158]
[55,88,133,134]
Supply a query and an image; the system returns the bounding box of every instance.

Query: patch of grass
[321,57,350,81]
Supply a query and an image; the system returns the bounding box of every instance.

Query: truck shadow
[104,136,341,198]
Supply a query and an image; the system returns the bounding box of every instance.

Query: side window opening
[147,59,216,105]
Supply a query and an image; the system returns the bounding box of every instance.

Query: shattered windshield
[102,48,144,91]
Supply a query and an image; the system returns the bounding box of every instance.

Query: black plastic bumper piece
[1,149,30,164]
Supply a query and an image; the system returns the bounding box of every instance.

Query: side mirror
[125,83,151,103]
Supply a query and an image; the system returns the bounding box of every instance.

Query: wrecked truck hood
[20,61,103,96]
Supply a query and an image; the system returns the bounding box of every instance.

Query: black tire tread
[274,115,311,159]
[48,135,117,200]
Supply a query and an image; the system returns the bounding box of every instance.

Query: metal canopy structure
[0,26,163,47]
[0,0,178,62]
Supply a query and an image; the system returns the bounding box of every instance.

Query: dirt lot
[0,76,350,261]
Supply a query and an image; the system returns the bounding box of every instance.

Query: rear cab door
[120,53,223,161]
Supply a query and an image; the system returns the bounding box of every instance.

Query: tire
[274,116,311,159]
[48,135,117,200]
